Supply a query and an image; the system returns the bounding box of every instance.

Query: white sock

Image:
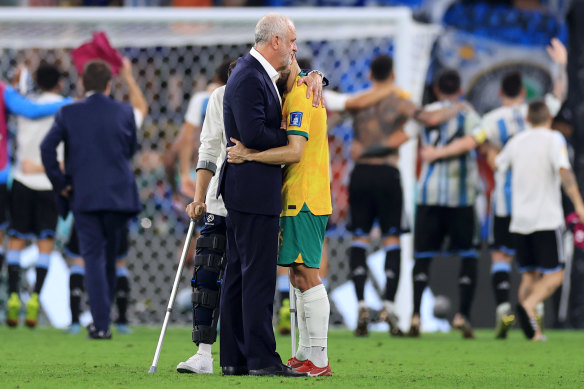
[358,300,368,309]
[383,300,395,313]
[295,288,311,361]
[198,343,212,356]
[303,284,329,368]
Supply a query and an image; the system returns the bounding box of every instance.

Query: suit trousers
[220,208,281,370]
[74,211,130,331]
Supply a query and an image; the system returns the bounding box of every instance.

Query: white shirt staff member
[495,100,584,341]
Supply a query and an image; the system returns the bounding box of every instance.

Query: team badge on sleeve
[289,112,303,127]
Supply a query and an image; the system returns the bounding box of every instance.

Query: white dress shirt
[250,47,282,106]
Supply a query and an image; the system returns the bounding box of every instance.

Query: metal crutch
[148,220,196,373]
[289,280,297,357]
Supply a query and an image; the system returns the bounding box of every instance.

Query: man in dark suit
[218,13,323,377]
[41,58,147,339]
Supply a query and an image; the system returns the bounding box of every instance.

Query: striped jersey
[472,94,561,217]
[408,100,480,207]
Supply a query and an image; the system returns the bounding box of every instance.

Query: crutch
[289,280,297,357]
[148,219,196,373]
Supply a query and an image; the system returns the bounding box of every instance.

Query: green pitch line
[1,327,583,388]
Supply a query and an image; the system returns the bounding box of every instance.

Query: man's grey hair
[254,13,291,46]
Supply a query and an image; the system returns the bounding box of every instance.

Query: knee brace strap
[196,235,226,252]
[194,253,227,273]
[192,325,217,345]
[192,288,220,309]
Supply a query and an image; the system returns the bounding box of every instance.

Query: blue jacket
[219,54,288,216]
[41,93,141,215]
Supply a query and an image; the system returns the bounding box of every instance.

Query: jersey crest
[289,112,303,127]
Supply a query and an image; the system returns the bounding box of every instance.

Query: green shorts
[278,205,329,269]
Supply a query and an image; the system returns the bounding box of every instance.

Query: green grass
[1,326,583,388]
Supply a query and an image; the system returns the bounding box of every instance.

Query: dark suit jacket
[219,53,287,216]
[41,93,141,215]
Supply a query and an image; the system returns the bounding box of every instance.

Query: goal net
[0,8,440,327]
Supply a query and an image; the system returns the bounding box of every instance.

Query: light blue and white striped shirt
[409,100,481,208]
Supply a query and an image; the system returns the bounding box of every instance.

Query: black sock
[8,264,20,295]
[492,271,511,306]
[459,257,478,319]
[384,247,401,302]
[412,259,431,315]
[115,275,130,325]
[349,245,368,301]
[34,267,48,294]
[69,273,84,324]
[0,252,4,273]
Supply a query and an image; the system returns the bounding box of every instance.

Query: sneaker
[278,298,291,335]
[452,314,475,339]
[25,293,40,328]
[176,351,213,374]
[286,356,306,369]
[355,306,369,337]
[516,303,538,340]
[116,323,133,334]
[295,360,332,377]
[86,323,112,340]
[6,293,21,327]
[495,303,515,339]
[68,323,82,335]
[379,307,403,337]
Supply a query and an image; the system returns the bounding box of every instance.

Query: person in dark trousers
[218,13,323,376]
[41,58,147,339]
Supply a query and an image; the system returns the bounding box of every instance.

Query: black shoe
[86,323,112,340]
[249,363,308,377]
[222,366,249,376]
[516,304,536,340]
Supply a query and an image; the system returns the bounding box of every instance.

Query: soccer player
[388,69,481,338]
[346,55,467,337]
[4,64,73,327]
[274,56,420,336]
[178,60,231,198]
[176,64,232,375]
[227,56,332,377]
[419,39,567,338]
[494,101,584,341]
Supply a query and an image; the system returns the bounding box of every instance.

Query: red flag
[71,32,123,75]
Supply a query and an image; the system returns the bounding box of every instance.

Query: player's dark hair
[501,71,523,98]
[215,59,232,85]
[35,63,62,92]
[296,57,313,70]
[436,69,461,95]
[527,100,551,126]
[370,54,393,82]
[227,60,238,79]
[82,60,112,93]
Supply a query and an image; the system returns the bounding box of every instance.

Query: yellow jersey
[281,76,332,217]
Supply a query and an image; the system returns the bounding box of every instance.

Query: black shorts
[348,164,403,237]
[0,183,8,230]
[414,205,476,258]
[515,229,565,274]
[8,180,58,239]
[65,224,129,259]
[491,216,516,255]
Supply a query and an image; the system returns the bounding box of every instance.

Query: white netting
[0,8,440,324]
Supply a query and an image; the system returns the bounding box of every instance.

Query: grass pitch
[1,326,583,388]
